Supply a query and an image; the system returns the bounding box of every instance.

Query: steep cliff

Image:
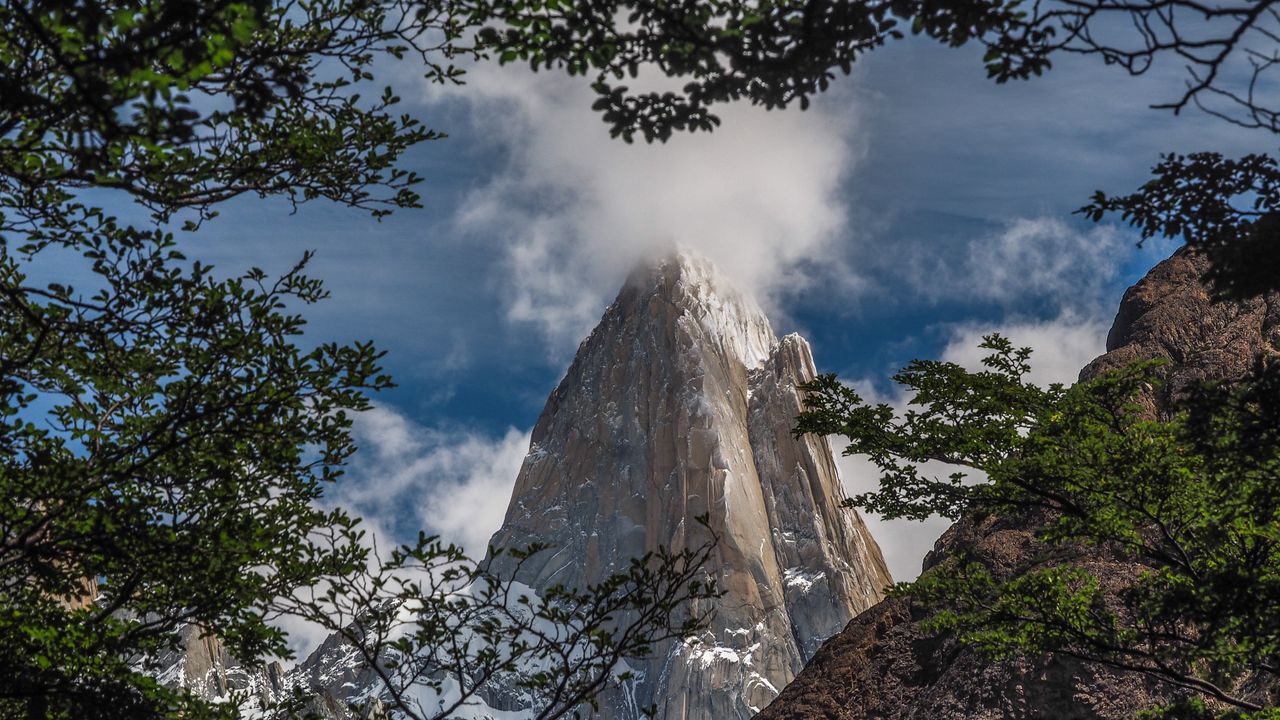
[484,252,891,719]
[755,248,1280,719]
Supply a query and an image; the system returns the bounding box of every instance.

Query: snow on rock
[783,568,827,594]
[138,624,289,717]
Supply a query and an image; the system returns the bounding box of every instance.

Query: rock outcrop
[1082,248,1280,414]
[484,252,891,719]
[147,618,390,720]
[755,248,1280,719]
[146,625,286,712]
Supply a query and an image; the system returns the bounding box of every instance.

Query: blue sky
[146,36,1272,591]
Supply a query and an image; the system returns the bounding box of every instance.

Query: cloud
[338,405,531,558]
[940,312,1111,386]
[411,428,529,557]
[266,407,530,663]
[836,452,954,583]
[968,218,1128,306]
[439,63,862,355]
[903,216,1132,313]
[829,377,965,582]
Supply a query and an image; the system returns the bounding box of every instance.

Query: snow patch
[683,642,745,669]
[783,567,827,593]
[680,635,762,670]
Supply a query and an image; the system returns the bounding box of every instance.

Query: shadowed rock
[755,248,1280,720]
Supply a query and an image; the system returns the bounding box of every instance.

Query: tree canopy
[1,1,437,714]
[466,0,1280,139]
[0,2,716,718]
[0,0,468,224]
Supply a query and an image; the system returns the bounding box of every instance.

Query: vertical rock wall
[486,252,891,719]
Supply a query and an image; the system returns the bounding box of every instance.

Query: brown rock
[149,624,285,707]
[1083,248,1280,413]
[756,248,1280,719]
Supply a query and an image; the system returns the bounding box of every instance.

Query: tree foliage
[0,236,385,719]
[0,1,464,715]
[0,2,717,718]
[0,0,475,224]
[1081,152,1280,301]
[284,526,719,720]
[465,0,1280,139]
[458,0,1041,142]
[797,336,1280,718]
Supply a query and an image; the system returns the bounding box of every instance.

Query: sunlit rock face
[486,251,891,719]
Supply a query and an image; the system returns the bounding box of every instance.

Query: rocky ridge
[140,624,386,720]
[135,627,284,718]
[754,248,1280,719]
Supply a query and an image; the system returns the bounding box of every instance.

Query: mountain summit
[146,252,890,719]
[486,251,891,718]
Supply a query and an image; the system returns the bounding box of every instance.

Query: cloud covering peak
[444,64,862,356]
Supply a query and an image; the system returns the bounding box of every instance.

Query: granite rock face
[1082,248,1280,416]
[485,252,891,719]
[145,625,286,713]
[755,248,1280,720]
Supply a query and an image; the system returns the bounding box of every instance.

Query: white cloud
[829,377,965,582]
[972,218,1129,306]
[906,216,1131,312]
[836,452,954,583]
[440,63,862,355]
[266,407,530,663]
[412,429,529,557]
[339,405,531,558]
[940,312,1111,387]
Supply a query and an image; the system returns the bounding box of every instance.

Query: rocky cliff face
[755,248,1280,720]
[484,252,891,719]
[143,625,287,715]
[145,620,388,720]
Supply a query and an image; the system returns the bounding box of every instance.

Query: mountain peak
[486,253,890,719]
[618,249,776,369]
[162,255,890,720]
[623,247,720,289]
